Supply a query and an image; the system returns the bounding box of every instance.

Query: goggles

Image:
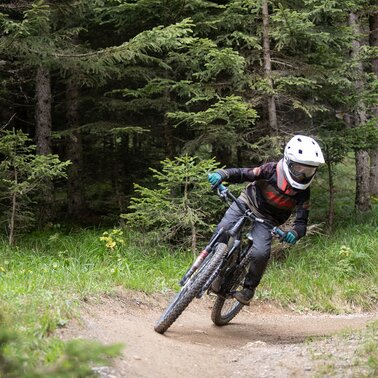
[288,161,317,182]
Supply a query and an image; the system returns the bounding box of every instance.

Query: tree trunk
[349,12,371,212]
[355,150,371,211]
[214,146,231,166]
[9,168,17,246]
[262,0,278,135]
[326,155,335,231]
[36,67,52,155]
[191,222,197,257]
[35,66,55,222]
[66,79,87,219]
[163,85,175,158]
[369,2,378,196]
[370,150,378,196]
[164,119,175,158]
[111,135,125,213]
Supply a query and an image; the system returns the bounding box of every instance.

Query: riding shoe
[233,287,255,306]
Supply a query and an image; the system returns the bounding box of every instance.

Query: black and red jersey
[217,160,310,239]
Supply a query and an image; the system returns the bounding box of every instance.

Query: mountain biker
[207,135,325,305]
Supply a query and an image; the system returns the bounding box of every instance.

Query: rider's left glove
[283,230,298,245]
[208,172,223,187]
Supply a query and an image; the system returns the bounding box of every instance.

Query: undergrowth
[262,210,378,313]
[0,209,376,343]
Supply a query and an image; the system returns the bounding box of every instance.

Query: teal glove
[283,230,298,245]
[208,172,222,187]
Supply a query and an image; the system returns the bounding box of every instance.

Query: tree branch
[1,113,16,129]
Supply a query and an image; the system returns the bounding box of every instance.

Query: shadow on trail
[159,310,377,348]
[166,324,307,347]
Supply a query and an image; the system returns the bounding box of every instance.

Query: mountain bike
[154,184,285,334]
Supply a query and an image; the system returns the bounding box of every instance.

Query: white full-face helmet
[283,135,325,190]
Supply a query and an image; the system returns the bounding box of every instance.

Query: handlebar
[212,182,286,240]
[217,183,227,193]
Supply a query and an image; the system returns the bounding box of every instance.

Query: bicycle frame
[179,184,284,290]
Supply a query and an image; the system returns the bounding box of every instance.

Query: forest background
[0,0,377,245]
[0,0,378,375]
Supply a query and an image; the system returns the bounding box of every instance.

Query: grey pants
[215,198,273,289]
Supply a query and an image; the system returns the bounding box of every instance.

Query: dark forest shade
[0,0,376,236]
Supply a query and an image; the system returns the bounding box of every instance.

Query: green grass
[0,229,191,335]
[1,209,376,341]
[261,211,378,312]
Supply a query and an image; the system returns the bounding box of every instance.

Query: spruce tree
[368,0,378,196]
[1,0,197,220]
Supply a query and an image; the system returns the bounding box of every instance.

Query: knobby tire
[211,248,254,326]
[211,284,244,326]
[154,243,228,334]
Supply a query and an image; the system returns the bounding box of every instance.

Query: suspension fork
[179,227,226,286]
[221,229,254,286]
[198,237,243,298]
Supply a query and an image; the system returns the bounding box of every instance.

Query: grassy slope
[259,156,377,312]
[263,218,378,312]
[0,230,191,335]
[1,209,376,336]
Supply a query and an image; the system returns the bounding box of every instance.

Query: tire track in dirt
[58,290,378,378]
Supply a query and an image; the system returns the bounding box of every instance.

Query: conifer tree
[349,9,371,212]
[1,0,196,220]
[368,0,378,196]
[262,0,278,135]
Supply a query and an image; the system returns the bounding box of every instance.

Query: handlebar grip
[218,184,227,192]
[272,226,285,239]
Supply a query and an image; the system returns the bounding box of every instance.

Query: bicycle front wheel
[154,243,228,334]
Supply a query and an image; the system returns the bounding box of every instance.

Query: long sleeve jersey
[217,160,310,239]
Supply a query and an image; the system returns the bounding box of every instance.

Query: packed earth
[58,290,378,378]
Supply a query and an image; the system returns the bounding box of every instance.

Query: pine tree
[262,0,278,135]
[93,0,258,167]
[1,0,377,228]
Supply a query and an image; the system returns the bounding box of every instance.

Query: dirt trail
[58,290,378,378]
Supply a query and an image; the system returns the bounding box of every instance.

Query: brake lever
[216,184,229,201]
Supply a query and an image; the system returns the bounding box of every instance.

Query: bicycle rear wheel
[211,283,244,326]
[154,243,228,334]
[211,251,252,326]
